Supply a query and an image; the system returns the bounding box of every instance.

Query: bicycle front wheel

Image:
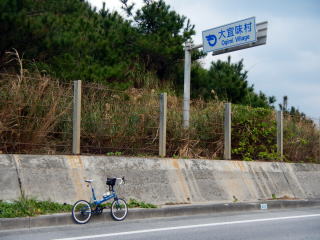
[111,198,128,221]
[72,200,92,224]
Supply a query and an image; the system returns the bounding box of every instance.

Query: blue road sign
[202,17,257,53]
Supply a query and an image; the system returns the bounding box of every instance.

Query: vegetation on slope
[0,0,318,162]
[0,69,318,162]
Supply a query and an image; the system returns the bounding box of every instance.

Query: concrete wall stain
[65,156,90,201]
[235,161,259,201]
[247,164,270,199]
[182,160,204,202]
[12,155,24,198]
[166,158,191,203]
[279,162,306,198]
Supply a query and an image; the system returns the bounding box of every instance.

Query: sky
[88,0,320,118]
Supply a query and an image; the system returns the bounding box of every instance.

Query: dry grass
[0,49,73,154]
[0,72,73,153]
[80,83,160,155]
[284,114,320,163]
[166,99,224,159]
[0,61,319,162]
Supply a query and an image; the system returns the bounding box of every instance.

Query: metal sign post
[182,19,268,128]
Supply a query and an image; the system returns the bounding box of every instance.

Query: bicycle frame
[88,182,118,206]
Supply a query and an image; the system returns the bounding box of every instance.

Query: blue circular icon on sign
[206,34,217,47]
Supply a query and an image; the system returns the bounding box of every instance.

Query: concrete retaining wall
[1,154,320,204]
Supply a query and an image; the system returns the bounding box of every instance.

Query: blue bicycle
[72,177,128,224]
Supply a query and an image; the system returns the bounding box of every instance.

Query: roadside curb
[1,199,320,231]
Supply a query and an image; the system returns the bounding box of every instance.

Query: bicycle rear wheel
[72,200,92,224]
[111,198,128,221]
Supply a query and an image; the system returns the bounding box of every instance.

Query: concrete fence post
[276,111,283,159]
[224,103,231,160]
[159,93,167,157]
[183,42,192,129]
[72,80,82,155]
[319,118,320,161]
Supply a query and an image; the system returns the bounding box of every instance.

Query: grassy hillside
[1,72,318,163]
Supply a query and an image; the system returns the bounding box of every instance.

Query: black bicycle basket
[106,178,116,186]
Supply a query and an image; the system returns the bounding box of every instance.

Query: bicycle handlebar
[85,177,125,185]
[116,177,125,185]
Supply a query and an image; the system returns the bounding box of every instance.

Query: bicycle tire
[111,198,128,221]
[72,200,92,224]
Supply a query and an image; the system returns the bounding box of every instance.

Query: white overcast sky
[88,0,320,118]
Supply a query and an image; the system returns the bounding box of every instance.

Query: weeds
[283,114,319,163]
[0,60,319,162]
[106,152,122,156]
[127,199,157,208]
[0,52,73,154]
[232,195,238,203]
[232,105,279,161]
[0,196,72,218]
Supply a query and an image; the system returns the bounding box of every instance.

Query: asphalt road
[1,207,320,240]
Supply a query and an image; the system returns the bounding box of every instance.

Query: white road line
[53,214,320,240]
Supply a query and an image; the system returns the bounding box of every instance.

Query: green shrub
[0,196,72,218]
[127,199,157,209]
[232,105,279,161]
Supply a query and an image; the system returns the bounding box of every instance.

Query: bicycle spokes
[72,200,92,224]
[111,198,128,221]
